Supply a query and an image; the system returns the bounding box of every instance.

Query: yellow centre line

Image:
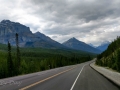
[19,66,76,90]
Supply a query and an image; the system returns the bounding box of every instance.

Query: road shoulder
[90,62,120,88]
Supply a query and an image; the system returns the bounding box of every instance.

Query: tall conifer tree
[16,33,21,74]
[7,41,13,76]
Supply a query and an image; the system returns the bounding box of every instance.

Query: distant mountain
[96,41,110,52]
[33,32,65,48]
[0,20,66,48]
[89,43,96,48]
[62,37,101,54]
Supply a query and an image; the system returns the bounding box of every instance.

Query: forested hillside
[0,36,95,79]
[96,36,120,72]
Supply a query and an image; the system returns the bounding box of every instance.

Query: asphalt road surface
[0,60,119,90]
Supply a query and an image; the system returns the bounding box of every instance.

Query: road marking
[19,67,76,90]
[70,65,86,90]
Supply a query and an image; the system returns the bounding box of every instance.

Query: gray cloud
[0,0,120,46]
[29,0,120,22]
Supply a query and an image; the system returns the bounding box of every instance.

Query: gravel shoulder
[90,62,120,87]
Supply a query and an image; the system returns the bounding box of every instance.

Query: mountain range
[62,37,101,54]
[0,20,102,54]
[96,42,110,52]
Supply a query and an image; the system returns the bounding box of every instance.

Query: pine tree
[7,41,13,76]
[16,33,21,74]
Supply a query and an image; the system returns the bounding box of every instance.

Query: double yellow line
[19,67,76,90]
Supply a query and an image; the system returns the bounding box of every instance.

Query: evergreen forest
[96,36,120,72]
[0,34,95,79]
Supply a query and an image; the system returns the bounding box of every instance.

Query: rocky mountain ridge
[0,20,65,48]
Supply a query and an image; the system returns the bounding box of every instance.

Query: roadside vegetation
[96,36,120,72]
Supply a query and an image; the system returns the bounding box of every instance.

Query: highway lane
[0,63,84,90]
[73,65,119,90]
[0,60,119,90]
[22,63,85,90]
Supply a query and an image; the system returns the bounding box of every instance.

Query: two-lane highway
[0,60,119,90]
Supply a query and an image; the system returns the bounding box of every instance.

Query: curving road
[0,60,119,90]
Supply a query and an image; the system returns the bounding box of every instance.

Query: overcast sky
[0,0,120,46]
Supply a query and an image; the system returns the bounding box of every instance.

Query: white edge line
[70,65,86,90]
